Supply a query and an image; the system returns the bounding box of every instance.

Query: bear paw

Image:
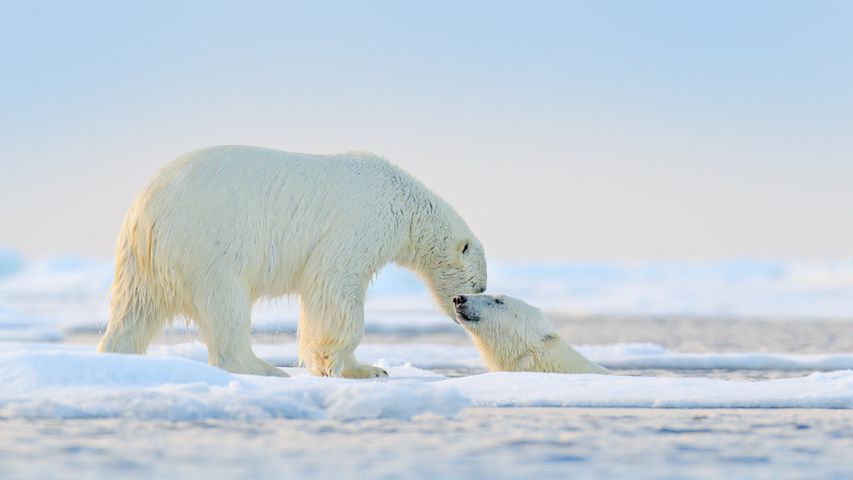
[341,363,389,379]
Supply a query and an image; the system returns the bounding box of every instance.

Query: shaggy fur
[454,294,607,374]
[97,145,487,378]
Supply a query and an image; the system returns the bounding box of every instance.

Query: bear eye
[494,297,504,305]
[462,242,469,254]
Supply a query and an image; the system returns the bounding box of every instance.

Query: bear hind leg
[97,284,168,354]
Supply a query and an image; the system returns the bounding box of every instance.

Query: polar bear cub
[453,294,608,374]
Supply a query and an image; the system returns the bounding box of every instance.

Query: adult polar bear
[97,145,487,378]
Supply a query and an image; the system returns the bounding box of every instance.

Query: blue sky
[1,1,851,259]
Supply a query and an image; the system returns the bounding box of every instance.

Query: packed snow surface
[1,343,851,422]
[0,348,463,421]
[146,341,853,372]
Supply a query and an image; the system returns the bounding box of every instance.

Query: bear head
[452,293,563,372]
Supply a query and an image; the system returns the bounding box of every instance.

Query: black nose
[453,295,467,306]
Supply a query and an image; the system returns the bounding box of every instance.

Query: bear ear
[541,333,560,344]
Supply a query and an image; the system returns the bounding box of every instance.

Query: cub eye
[494,298,504,305]
[462,242,469,254]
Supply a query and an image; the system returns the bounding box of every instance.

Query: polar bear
[452,294,607,374]
[97,145,487,378]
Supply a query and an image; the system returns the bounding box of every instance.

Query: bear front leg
[297,286,387,378]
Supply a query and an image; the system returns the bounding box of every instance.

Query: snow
[150,342,485,370]
[0,342,851,422]
[448,371,853,409]
[147,341,853,372]
[5,340,853,373]
[585,343,853,371]
[0,349,466,421]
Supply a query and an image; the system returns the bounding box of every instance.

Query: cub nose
[453,295,467,306]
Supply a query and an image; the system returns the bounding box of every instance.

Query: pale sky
[1,1,851,260]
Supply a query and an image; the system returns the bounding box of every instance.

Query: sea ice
[1,343,851,422]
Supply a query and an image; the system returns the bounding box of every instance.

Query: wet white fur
[97,145,487,378]
[456,295,607,374]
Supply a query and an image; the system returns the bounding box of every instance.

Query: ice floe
[151,341,853,372]
[0,343,851,422]
[0,349,465,421]
[447,371,853,409]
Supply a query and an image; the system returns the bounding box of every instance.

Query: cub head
[452,293,561,371]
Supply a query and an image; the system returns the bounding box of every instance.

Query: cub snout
[453,295,479,323]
